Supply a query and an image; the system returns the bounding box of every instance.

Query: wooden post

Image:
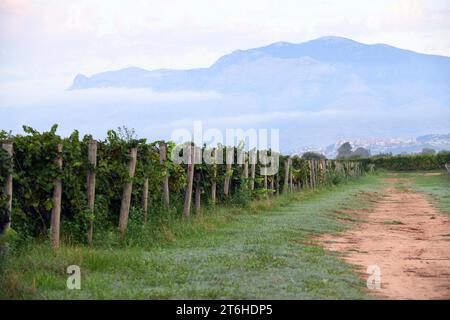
[275,174,279,196]
[315,160,319,187]
[118,147,138,236]
[211,148,217,206]
[319,161,322,184]
[312,160,316,188]
[283,157,291,194]
[160,142,170,208]
[195,172,201,215]
[289,167,294,192]
[250,161,256,190]
[250,150,256,190]
[269,176,274,198]
[263,174,268,198]
[308,160,313,189]
[183,144,195,219]
[316,160,319,185]
[51,144,63,249]
[1,141,13,233]
[86,140,97,245]
[243,153,249,180]
[223,148,233,196]
[142,177,149,224]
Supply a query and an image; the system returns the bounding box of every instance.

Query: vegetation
[0,174,380,299]
[1,123,449,299]
[337,142,370,159]
[0,146,12,234]
[0,125,363,248]
[421,148,436,155]
[362,152,450,171]
[397,171,450,216]
[301,152,325,160]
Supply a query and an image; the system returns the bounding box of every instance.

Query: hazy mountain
[70,36,450,108]
[50,36,449,153]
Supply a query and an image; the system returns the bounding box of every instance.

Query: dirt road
[321,176,450,299]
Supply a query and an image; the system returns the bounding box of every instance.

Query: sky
[0,0,450,151]
[1,0,450,78]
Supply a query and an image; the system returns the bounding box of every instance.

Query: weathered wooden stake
[289,167,294,192]
[263,174,268,198]
[51,144,63,249]
[223,148,233,196]
[86,139,97,245]
[183,144,195,219]
[283,157,291,193]
[142,177,149,224]
[1,141,13,233]
[275,174,279,195]
[269,176,274,198]
[195,171,201,215]
[211,148,217,205]
[118,147,138,236]
[250,156,256,190]
[243,153,249,180]
[319,160,324,183]
[308,160,313,189]
[160,142,170,208]
[312,160,316,188]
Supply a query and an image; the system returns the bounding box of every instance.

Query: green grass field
[1,171,449,300]
[407,171,450,216]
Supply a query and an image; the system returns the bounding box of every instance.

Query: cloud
[0,0,449,151]
[0,77,222,108]
[169,109,344,128]
[1,0,450,80]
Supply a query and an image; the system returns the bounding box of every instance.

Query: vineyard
[362,153,450,171]
[0,125,363,250]
[1,126,449,300]
[2,0,450,305]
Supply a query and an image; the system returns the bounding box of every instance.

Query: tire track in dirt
[321,176,450,299]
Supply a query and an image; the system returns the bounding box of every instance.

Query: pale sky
[1,0,450,81]
[0,0,449,149]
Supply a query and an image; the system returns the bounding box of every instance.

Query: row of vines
[0,125,364,249]
[360,153,450,171]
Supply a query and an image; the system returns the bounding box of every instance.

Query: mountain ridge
[68,35,450,151]
[70,36,450,93]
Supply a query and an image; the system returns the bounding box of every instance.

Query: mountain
[66,36,450,152]
[70,36,450,102]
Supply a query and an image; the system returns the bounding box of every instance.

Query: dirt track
[321,177,450,299]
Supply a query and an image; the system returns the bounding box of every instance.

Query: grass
[394,170,450,216]
[1,174,384,299]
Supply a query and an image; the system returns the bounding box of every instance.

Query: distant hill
[70,36,450,107]
[67,36,450,153]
